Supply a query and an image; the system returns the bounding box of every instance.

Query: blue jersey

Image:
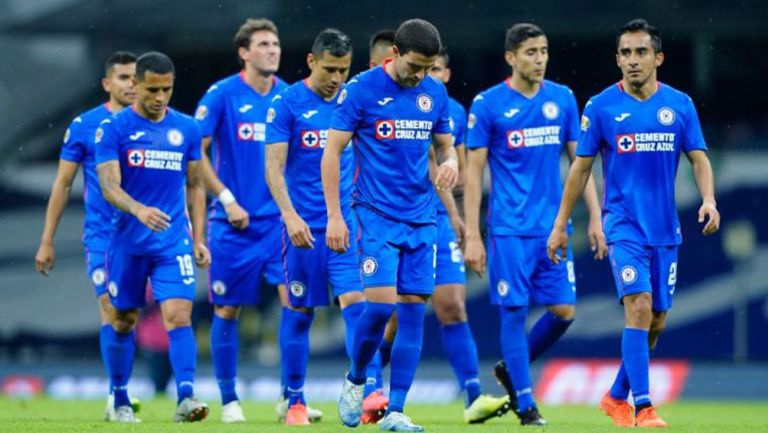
[60,103,116,251]
[577,82,707,246]
[195,72,288,220]
[95,107,202,255]
[330,61,452,224]
[435,97,468,215]
[467,79,580,236]
[265,80,354,230]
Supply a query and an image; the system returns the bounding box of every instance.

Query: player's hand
[547,227,569,264]
[136,206,171,232]
[449,214,466,249]
[698,201,720,235]
[35,243,55,276]
[464,235,486,277]
[434,159,458,191]
[285,213,315,249]
[194,241,210,269]
[588,217,608,260]
[326,215,350,253]
[225,202,249,230]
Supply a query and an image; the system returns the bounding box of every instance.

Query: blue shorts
[208,216,283,306]
[282,219,362,308]
[488,235,576,307]
[435,212,466,286]
[84,249,107,297]
[106,248,196,310]
[608,241,678,312]
[355,205,437,295]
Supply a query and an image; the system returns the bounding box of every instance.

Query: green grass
[0,398,766,432]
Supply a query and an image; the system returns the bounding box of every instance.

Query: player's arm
[547,156,596,263]
[321,129,353,253]
[430,148,464,244]
[432,132,459,191]
[266,142,314,248]
[566,141,607,259]
[187,160,210,268]
[463,147,488,276]
[97,160,170,232]
[35,160,80,276]
[686,149,720,235]
[199,136,248,229]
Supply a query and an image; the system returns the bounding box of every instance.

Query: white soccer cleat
[174,397,209,423]
[338,376,364,427]
[114,406,141,423]
[104,394,141,421]
[379,412,424,432]
[222,400,246,423]
[276,395,324,423]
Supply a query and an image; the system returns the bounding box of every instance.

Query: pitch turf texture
[1,398,766,432]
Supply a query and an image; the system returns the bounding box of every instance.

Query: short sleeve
[433,86,452,135]
[575,99,601,157]
[682,97,707,153]
[265,92,293,145]
[329,79,364,132]
[59,117,86,163]
[94,118,120,164]
[186,121,202,161]
[466,95,492,149]
[563,88,580,143]
[195,84,224,138]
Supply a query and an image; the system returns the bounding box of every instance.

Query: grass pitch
[0,398,766,433]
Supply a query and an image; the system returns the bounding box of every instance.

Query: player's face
[135,71,174,118]
[102,63,136,106]
[240,30,281,74]
[506,36,548,84]
[616,32,664,87]
[393,48,438,88]
[427,56,451,84]
[369,43,395,68]
[308,51,352,99]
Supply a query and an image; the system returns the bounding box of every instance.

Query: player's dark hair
[505,23,546,52]
[104,51,137,76]
[135,52,175,81]
[438,47,450,67]
[369,29,395,53]
[233,18,279,67]
[312,28,352,58]
[617,18,662,53]
[394,19,441,57]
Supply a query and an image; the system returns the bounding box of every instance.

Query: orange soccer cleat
[599,393,635,427]
[285,403,310,426]
[635,406,668,428]
[361,391,388,424]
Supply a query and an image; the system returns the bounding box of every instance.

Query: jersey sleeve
[682,97,707,153]
[59,118,86,163]
[563,88,581,143]
[195,84,224,138]
[265,92,293,145]
[329,79,364,132]
[433,86,452,135]
[453,104,468,146]
[575,99,602,157]
[186,121,203,161]
[94,118,120,164]
[466,95,492,149]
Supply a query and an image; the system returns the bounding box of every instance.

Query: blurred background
[0,0,766,404]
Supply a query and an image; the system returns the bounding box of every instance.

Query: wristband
[218,188,236,206]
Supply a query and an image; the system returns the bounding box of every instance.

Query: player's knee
[214,305,241,320]
[163,308,192,330]
[112,310,139,333]
[650,316,666,337]
[623,293,653,327]
[548,304,576,321]
[435,298,467,324]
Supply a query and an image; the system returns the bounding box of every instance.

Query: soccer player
[323,19,459,432]
[95,51,210,423]
[34,51,140,422]
[368,29,395,68]
[265,28,364,426]
[547,19,719,428]
[464,23,605,425]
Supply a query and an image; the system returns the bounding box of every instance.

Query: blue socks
[281,308,314,405]
[500,306,535,413]
[105,326,135,408]
[379,338,393,368]
[441,322,481,407]
[528,310,574,361]
[388,302,426,414]
[349,302,396,383]
[99,324,113,392]
[168,326,196,403]
[211,315,239,405]
[341,302,365,359]
[364,338,391,397]
[622,328,651,407]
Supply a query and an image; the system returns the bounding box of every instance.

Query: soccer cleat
[338,376,364,427]
[464,394,511,424]
[173,397,209,423]
[276,395,324,423]
[285,403,311,426]
[492,360,518,412]
[104,395,142,421]
[517,406,547,426]
[600,393,634,427]
[635,406,668,428]
[114,406,141,423]
[379,412,425,432]
[362,390,389,424]
[221,400,246,423]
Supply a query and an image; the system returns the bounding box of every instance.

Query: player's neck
[508,74,541,97]
[306,76,337,101]
[132,103,166,122]
[384,60,404,87]
[107,97,126,114]
[622,78,659,101]
[242,67,274,95]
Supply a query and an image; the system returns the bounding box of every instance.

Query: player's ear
[654,51,664,68]
[444,67,451,84]
[504,51,515,69]
[101,76,111,93]
[307,53,316,70]
[238,46,249,65]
